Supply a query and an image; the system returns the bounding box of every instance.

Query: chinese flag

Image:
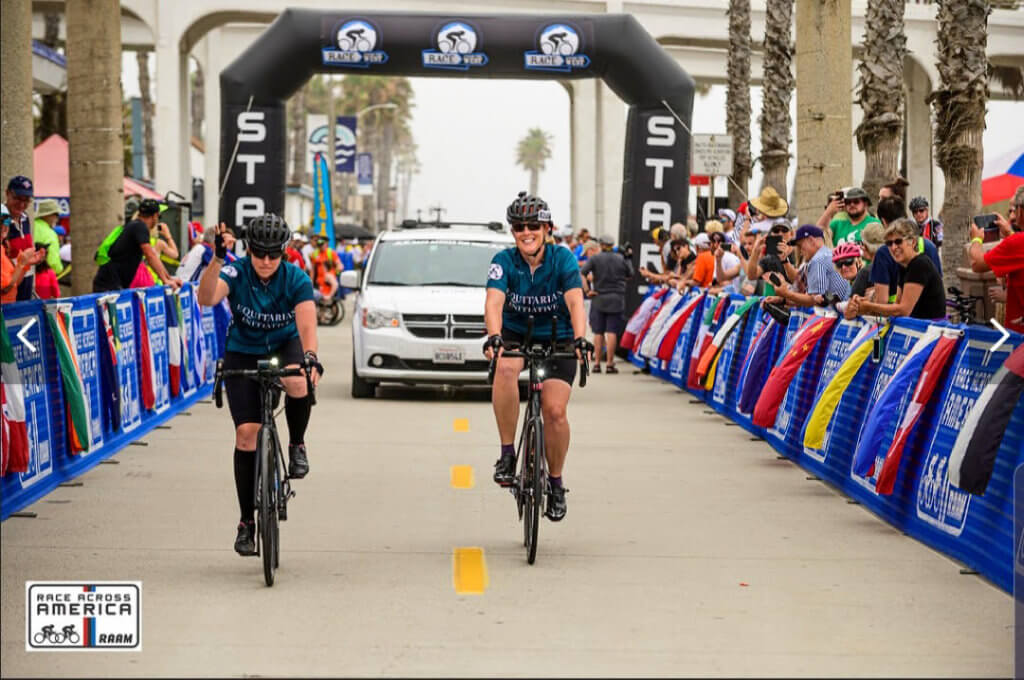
[752,315,837,428]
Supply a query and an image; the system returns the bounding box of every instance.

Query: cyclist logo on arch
[524,23,592,73]
[422,21,489,71]
[323,19,389,68]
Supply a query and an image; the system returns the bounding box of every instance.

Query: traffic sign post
[691,134,733,223]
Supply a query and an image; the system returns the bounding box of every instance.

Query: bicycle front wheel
[258,426,278,587]
[525,420,544,564]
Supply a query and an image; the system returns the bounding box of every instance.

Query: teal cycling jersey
[486,243,582,340]
[219,257,315,354]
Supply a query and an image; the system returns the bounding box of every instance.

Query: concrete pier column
[794,0,853,223]
[570,78,598,234]
[1,0,35,191]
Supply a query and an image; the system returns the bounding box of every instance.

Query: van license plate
[434,347,464,364]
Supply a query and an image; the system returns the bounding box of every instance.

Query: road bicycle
[487,316,588,564]
[214,356,317,586]
[946,286,986,326]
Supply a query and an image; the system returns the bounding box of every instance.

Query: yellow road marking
[450,465,475,489]
[453,418,470,432]
[453,547,488,594]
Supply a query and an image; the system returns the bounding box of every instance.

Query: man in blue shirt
[767,224,850,307]
[197,214,322,556]
[483,191,592,522]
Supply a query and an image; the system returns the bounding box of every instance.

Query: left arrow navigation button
[16,318,37,353]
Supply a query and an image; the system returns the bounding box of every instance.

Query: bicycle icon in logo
[524,24,591,73]
[541,31,575,56]
[336,21,375,52]
[439,29,472,54]
[33,624,81,645]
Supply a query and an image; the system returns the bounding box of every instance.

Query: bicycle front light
[362,308,400,329]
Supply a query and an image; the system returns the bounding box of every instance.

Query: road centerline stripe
[453,547,488,594]
[450,465,475,489]
[453,418,470,432]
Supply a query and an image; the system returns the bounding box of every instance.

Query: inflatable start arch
[220,9,695,310]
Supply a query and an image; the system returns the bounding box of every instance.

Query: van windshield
[367,240,508,287]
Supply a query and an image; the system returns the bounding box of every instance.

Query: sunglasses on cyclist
[885,237,905,248]
[835,258,858,268]
[249,246,284,260]
[511,222,544,233]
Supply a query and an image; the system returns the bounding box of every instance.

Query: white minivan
[341,220,515,398]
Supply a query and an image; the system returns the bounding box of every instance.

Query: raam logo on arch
[524,23,591,73]
[323,19,389,68]
[422,21,488,71]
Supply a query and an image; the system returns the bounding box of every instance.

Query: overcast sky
[123,54,1024,225]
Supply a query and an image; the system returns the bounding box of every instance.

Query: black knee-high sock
[285,394,312,446]
[234,448,256,522]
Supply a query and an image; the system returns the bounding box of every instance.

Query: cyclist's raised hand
[214,222,236,259]
[483,334,504,361]
[573,336,594,363]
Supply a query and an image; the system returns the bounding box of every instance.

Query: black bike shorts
[223,336,304,428]
[501,328,578,386]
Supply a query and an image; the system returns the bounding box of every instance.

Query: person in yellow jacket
[32,199,64,276]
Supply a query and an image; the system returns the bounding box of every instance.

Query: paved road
[1,305,1012,677]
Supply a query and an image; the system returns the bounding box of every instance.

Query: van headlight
[362,308,401,329]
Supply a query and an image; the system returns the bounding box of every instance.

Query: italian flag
[165,291,182,396]
[686,295,729,391]
[45,306,91,454]
[1,312,29,475]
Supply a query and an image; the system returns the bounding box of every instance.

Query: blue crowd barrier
[628,286,1024,593]
[1,283,226,520]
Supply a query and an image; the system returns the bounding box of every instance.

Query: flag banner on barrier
[68,297,105,452]
[44,306,91,454]
[874,331,960,495]
[631,290,677,366]
[164,291,182,397]
[848,319,936,493]
[686,295,730,391]
[709,297,760,413]
[145,288,171,413]
[669,293,711,387]
[1,304,58,496]
[621,287,667,351]
[754,314,837,430]
[948,343,1024,496]
[1,312,30,477]
[657,290,704,362]
[736,315,783,417]
[639,290,684,359]
[135,292,157,412]
[113,293,142,433]
[96,297,122,433]
[802,320,883,460]
[699,296,759,386]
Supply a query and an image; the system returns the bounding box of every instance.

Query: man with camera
[819,187,881,246]
[581,234,634,374]
[968,185,1024,333]
[763,225,850,309]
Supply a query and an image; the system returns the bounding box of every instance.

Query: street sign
[691,134,733,177]
[356,152,374,196]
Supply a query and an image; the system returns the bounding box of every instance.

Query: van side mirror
[339,270,361,289]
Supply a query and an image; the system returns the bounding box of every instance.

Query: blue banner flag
[336,116,357,173]
[312,151,336,249]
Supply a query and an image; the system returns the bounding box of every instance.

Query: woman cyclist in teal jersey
[197,214,323,556]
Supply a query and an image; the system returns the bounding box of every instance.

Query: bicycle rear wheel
[258,426,278,587]
[524,420,544,564]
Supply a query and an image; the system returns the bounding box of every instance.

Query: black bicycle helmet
[245,213,291,251]
[909,196,929,212]
[137,198,161,217]
[506,191,552,224]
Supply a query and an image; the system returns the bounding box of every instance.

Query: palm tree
[336,75,416,229]
[929,0,990,286]
[855,0,906,203]
[66,0,123,294]
[726,0,752,207]
[288,84,308,186]
[516,128,553,196]
[190,59,204,143]
[137,50,155,180]
[758,0,794,200]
